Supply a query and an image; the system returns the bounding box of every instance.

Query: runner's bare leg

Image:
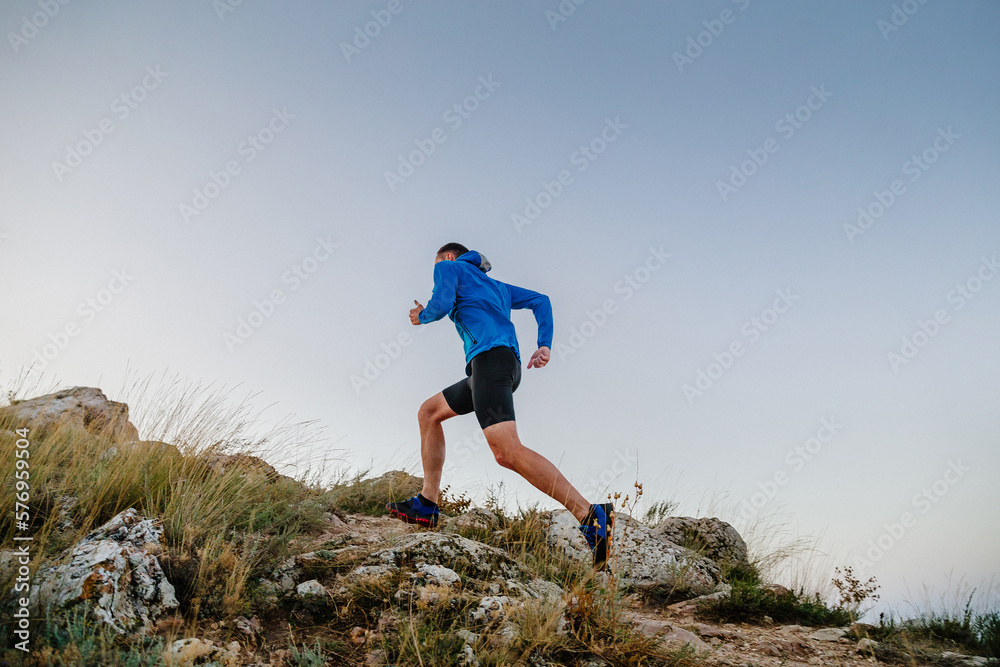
[483,420,590,523]
[417,392,458,504]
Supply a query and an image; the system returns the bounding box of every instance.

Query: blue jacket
[418,251,553,368]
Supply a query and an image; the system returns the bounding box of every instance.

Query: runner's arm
[418,261,458,324]
[507,283,553,349]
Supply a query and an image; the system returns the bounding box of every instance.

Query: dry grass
[4,377,994,665]
[0,377,339,634]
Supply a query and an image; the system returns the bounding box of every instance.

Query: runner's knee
[485,425,520,470]
[418,395,449,425]
[490,443,517,470]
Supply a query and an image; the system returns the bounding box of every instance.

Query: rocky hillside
[0,388,994,666]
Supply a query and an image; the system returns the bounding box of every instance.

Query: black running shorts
[441,346,522,429]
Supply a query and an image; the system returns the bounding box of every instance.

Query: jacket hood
[456,250,491,273]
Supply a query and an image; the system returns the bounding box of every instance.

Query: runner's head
[436,242,468,263]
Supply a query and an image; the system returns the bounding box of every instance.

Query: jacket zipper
[455,314,477,344]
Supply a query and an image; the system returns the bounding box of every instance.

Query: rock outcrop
[544,510,724,596]
[33,508,178,634]
[343,530,565,608]
[651,516,749,567]
[203,451,292,483]
[0,387,139,443]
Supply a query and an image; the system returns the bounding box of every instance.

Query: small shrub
[700,579,852,627]
[0,604,165,667]
[860,603,1000,662]
[287,638,327,667]
[438,485,472,514]
[721,559,762,586]
[975,610,1000,660]
[640,498,678,528]
[831,565,880,619]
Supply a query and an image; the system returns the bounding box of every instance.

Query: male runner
[386,242,613,569]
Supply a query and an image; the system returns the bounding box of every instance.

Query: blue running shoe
[578,502,614,570]
[386,494,440,528]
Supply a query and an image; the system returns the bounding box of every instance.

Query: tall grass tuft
[0,377,340,628]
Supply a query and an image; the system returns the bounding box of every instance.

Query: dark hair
[437,242,469,258]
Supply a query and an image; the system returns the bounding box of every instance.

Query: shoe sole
[387,507,438,528]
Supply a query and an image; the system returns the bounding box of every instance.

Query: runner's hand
[527,346,550,369]
[410,300,424,325]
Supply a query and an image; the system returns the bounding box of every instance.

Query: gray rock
[296,579,328,597]
[938,652,989,666]
[33,508,177,634]
[807,627,848,642]
[545,509,591,563]
[271,555,301,591]
[461,641,481,667]
[348,530,566,620]
[358,532,523,581]
[0,387,139,442]
[412,562,461,586]
[166,638,241,665]
[203,452,295,484]
[779,624,811,633]
[234,615,262,637]
[323,511,349,529]
[651,516,748,566]
[456,629,480,643]
[471,595,514,624]
[503,576,564,600]
[691,622,741,639]
[444,507,499,533]
[857,637,879,652]
[269,546,364,591]
[545,511,723,596]
[350,563,398,578]
[629,615,711,653]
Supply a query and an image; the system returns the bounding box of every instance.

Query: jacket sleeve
[506,282,553,349]
[418,261,458,324]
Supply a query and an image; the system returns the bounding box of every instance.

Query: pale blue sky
[2,1,997,612]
